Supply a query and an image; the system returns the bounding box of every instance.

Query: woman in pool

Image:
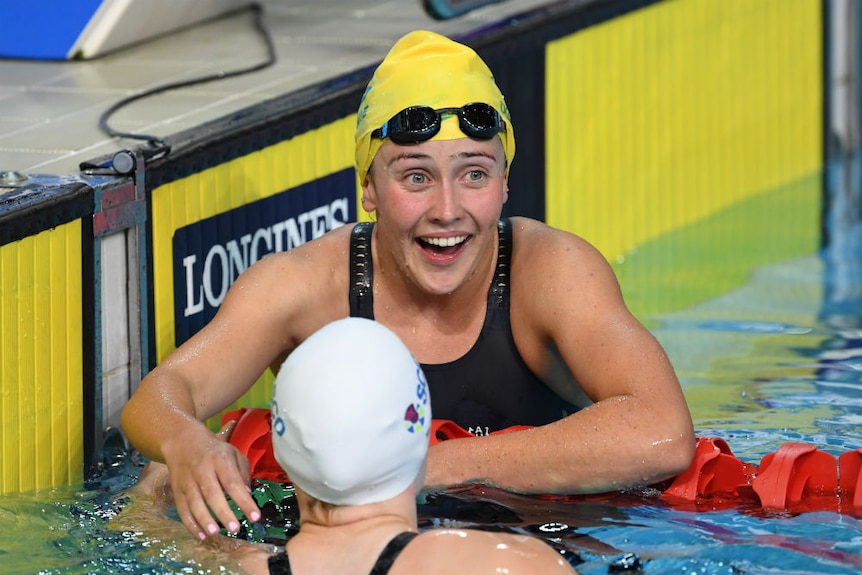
[129,318,577,574]
[122,29,695,541]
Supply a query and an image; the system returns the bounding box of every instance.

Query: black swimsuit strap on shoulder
[368,531,418,575]
[349,221,375,320]
[349,220,509,318]
[267,532,418,575]
[268,551,292,575]
[489,218,511,312]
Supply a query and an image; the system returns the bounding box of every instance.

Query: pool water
[1,252,861,575]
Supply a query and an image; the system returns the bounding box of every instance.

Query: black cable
[97,3,276,159]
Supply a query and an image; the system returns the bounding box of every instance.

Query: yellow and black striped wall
[0,0,827,493]
[542,0,822,321]
[0,180,95,494]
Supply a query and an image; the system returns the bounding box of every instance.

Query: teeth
[422,235,467,247]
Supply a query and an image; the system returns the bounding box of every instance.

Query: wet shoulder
[392,529,576,575]
[509,216,599,261]
[241,223,354,277]
[225,223,355,317]
[509,216,614,288]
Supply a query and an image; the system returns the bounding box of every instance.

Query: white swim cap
[271,318,431,506]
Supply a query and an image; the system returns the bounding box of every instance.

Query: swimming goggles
[371,102,507,144]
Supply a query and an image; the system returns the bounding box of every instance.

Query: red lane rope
[222,408,862,517]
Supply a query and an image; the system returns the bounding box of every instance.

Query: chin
[417,270,470,296]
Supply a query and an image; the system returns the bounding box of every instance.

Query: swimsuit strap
[267,551,292,575]
[350,222,375,320]
[488,218,512,312]
[368,531,419,575]
[267,531,417,575]
[350,218,509,320]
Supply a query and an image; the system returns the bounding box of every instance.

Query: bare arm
[111,422,275,575]
[122,229,351,539]
[122,258,288,539]
[424,218,694,493]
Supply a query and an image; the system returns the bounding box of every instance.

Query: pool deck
[0,0,553,179]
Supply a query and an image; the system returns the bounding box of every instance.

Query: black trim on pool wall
[0,181,94,247]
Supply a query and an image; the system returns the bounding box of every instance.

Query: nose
[427,178,463,224]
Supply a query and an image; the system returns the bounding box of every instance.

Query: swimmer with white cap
[270,316,431,508]
[233,317,577,575]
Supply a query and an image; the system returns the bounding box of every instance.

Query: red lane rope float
[223,408,289,483]
[222,408,862,517]
[753,442,838,512]
[660,436,758,504]
[839,448,862,508]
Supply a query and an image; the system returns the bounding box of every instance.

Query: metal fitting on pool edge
[0,170,28,184]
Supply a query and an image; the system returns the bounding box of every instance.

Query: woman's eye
[408,173,427,185]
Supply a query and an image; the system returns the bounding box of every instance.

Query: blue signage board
[172,168,356,346]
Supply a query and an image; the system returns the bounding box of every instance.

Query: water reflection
[3,246,862,575]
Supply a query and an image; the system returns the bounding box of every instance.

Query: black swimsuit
[267,531,417,575]
[349,218,579,434]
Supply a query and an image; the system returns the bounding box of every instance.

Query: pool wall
[546,0,824,321]
[0,0,838,494]
[0,180,94,493]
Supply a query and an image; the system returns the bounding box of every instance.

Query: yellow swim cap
[355,30,515,184]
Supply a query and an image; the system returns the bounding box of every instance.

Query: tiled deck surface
[0,0,553,177]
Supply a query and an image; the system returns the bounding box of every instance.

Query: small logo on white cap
[404,403,427,433]
[404,365,430,433]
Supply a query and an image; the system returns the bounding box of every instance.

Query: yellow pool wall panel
[150,117,358,425]
[545,0,822,264]
[0,222,85,495]
[615,174,821,320]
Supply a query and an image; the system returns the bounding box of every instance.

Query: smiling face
[362,134,508,296]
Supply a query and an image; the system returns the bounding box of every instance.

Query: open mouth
[418,234,469,256]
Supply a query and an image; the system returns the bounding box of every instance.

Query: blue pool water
[1,251,861,575]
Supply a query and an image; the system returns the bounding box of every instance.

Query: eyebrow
[386,150,499,169]
[386,151,431,168]
[451,151,498,163]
